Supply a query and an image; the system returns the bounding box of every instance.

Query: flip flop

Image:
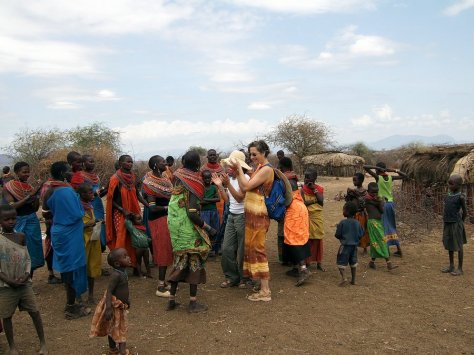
[220,280,236,288]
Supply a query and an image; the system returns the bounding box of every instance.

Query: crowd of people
[0,140,468,355]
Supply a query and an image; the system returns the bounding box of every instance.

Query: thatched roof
[400,144,474,184]
[303,152,365,167]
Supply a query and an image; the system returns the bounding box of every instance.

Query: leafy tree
[350,141,374,164]
[265,114,333,171]
[6,127,68,165]
[68,122,121,154]
[188,146,207,156]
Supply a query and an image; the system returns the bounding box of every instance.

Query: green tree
[68,122,121,154]
[350,141,374,164]
[188,146,207,156]
[6,127,68,164]
[265,114,333,171]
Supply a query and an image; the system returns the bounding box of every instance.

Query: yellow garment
[284,190,309,246]
[302,192,324,240]
[243,165,273,280]
[83,209,102,278]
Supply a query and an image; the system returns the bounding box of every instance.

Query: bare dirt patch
[2,177,473,354]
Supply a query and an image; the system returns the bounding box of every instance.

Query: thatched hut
[400,144,474,222]
[302,152,365,177]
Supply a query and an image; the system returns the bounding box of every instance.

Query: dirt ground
[2,177,474,354]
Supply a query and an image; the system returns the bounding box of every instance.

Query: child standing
[346,172,370,254]
[90,248,131,355]
[124,214,152,278]
[78,183,102,304]
[441,174,467,276]
[365,183,398,270]
[335,202,364,286]
[301,169,326,271]
[0,204,47,355]
[364,163,407,257]
[200,170,221,256]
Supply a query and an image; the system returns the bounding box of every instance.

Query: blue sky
[1,0,473,158]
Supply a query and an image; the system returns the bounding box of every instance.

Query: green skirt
[367,219,389,259]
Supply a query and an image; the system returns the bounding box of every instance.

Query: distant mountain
[368,135,456,150]
[0,154,13,167]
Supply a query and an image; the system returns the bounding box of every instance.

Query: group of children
[0,151,469,355]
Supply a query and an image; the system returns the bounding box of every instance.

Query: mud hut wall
[307,164,364,177]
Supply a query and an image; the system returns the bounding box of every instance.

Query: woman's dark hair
[77,182,93,194]
[166,156,174,165]
[50,161,69,180]
[0,203,16,217]
[344,201,358,217]
[148,155,163,170]
[82,154,93,162]
[118,155,132,163]
[66,151,81,164]
[278,157,293,171]
[182,151,201,171]
[305,168,317,179]
[354,172,365,183]
[248,140,270,157]
[2,166,10,174]
[13,161,29,173]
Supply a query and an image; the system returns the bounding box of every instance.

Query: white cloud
[37,86,121,109]
[230,0,377,14]
[0,36,99,76]
[351,114,373,127]
[116,118,271,156]
[443,0,474,16]
[210,70,255,83]
[279,26,399,70]
[248,102,272,110]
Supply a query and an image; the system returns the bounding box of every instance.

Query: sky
[0,0,473,158]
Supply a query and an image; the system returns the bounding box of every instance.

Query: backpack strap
[273,168,293,207]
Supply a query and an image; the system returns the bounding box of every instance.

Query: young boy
[0,204,47,355]
[346,173,369,253]
[441,174,467,276]
[124,214,152,278]
[200,170,221,256]
[301,168,326,271]
[90,248,131,355]
[335,202,364,286]
[365,183,397,270]
[78,183,102,304]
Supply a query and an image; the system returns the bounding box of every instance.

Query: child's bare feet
[339,279,349,287]
[450,269,463,276]
[39,343,48,355]
[441,266,454,273]
[350,280,356,285]
[369,261,376,269]
[387,261,398,270]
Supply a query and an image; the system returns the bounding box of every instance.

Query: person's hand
[105,307,113,321]
[211,173,223,187]
[17,273,30,284]
[221,174,230,187]
[122,209,131,218]
[203,222,217,237]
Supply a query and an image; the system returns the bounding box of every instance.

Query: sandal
[450,269,463,276]
[238,281,247,289]
[220,280,236,288]
[247,290,271,302]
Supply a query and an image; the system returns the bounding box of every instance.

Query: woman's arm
[235,164,272,193]
[386,168,408,181]
[186,192,217,236]
[146,195,168,213]
[363,165,380,180]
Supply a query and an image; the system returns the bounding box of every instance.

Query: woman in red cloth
[106,155,148,268]
[142,155,174,297]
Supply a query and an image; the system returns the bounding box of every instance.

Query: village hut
[302,152,365,177]
[400,144,474,222]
